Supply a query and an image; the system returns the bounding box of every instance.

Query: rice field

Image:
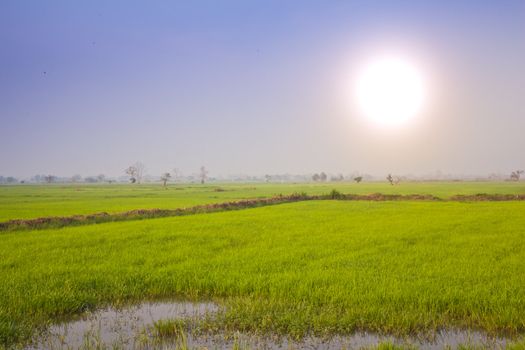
[1,182,524,221]
[1,183,525,349]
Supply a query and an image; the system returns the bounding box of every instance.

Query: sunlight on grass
[1,199,525,347]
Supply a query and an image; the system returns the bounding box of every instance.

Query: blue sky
[1,1,524,178]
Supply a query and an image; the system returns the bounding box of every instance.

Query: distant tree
[488,173,501,181]
[71,174,82,183]
[199,166,208,184]
[387,174,401,185]
[97,174,106,183]
[125,166,136,183]
[44,175,56,184]
[312,173,320,182]
[265,174,271,183]
[330,174,344,182]
[125,162,145,184]
[386,174,394,185]
[31,175,43,183]
[319,172,327,182]
[160,172,171,188]
[6,176,17,184]
[354,176,363,183]
[510,170,524,181]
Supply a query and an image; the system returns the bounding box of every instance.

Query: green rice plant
[328,189,344,199]
[506,338,525,350]
[152,319,187,339]
[1,182,524,221]
[367,341,416,350]
[1,194,525,348]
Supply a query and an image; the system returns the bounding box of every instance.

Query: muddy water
[29,301,218,349]
[175,330,509,350]
[28,301,512,349]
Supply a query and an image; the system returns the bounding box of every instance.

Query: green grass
[1,182,524,221]
[370,342,415,350]
[1,200,525,348]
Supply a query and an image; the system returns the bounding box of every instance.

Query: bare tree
[125,166,137,183]
[319,172,327,182]
[199,166,208,184]
[264,174,271,183]
[354,176,363,183]
[387,174,394,185]
[510,170,524,181]
[160,173,171,188]
[44,175,56,184]
[387,174,400,185]
[312,173,320,182]
[97,174,106,183]
[125,162,145,184]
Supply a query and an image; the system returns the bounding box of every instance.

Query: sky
[1,0,524,178]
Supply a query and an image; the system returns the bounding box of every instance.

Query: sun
[355,55,425,126]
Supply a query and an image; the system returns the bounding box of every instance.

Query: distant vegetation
[510,170,524,181]
[1,165,524,185]
[160,172,171,188]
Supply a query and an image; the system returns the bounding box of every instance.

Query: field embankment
[3,191,525,232]
[0,192,442,231]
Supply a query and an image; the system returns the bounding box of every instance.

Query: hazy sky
[1,1,524,178]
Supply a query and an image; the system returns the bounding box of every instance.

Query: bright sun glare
[355,55,425,126]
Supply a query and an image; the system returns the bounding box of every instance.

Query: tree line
[1,168,524,185]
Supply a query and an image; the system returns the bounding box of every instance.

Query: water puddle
[28,301,514,349]
[29,301,218,349]
[158,330,509,350]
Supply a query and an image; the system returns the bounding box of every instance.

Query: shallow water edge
[27,301,519,349]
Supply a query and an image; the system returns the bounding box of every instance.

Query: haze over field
[1,1,524,178]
